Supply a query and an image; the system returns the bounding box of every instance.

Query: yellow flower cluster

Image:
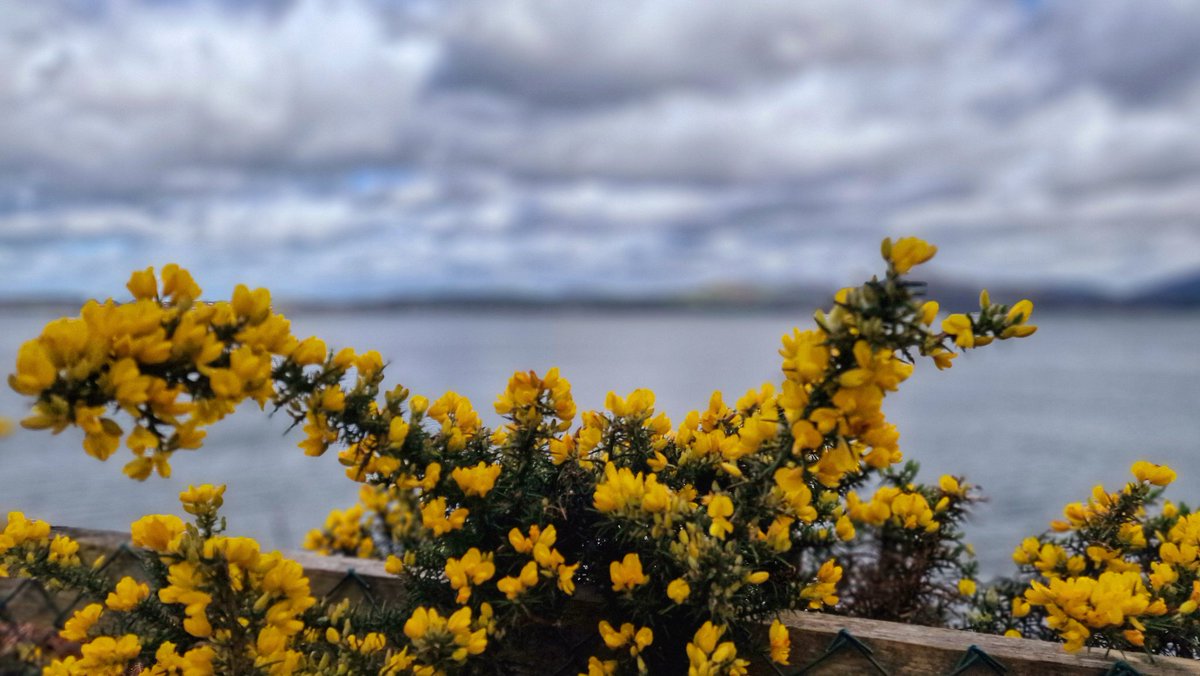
[305,483,423,563]
[11,267,301,479]
[0,511,83,581]
[105,576,149,611]
[40,486,322,675]
[685,622,748,676]
[1000,461,1200,654]
[587,620,655,674]
[1025,571,1166,651]
[942,292,1037,350]
[884,236,938,274]
[598,621,652,654]
[501,524,578,597]
[10,265,421,485]
[450,462,502,498]
[427,391,481,453]
[445,547,496,604]
[302,597,411,674]
[44,634,143,676]
[799,559,844,610]
[593,462,686,518]
[302,503,375,558]
[494,367,576,432]
[419,497,469,537]
[396,605,489,672]
[847,484,944,533]
[145,641,217,676]
[0,512,51,558]
[131,513,186,552]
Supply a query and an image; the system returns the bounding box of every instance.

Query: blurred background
[1,0,1197,576]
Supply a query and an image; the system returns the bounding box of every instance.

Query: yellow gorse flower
[60,603,103,642]
[0,512,51,552]
[428,390,481,451]
[941,314,975,349]
[1001,299,1037,338]
[72,634,142,675]
[667,578,691,604]
[451,462,502,497]
[598,620,653,657]
[445,548,496,604]
[419,497,468,536]
[605,388,655,419]
[593,462,675,516]
[496,560,540,600]
[686,622,748,676]
[148,641,216,675]
[303,502,374,558]
[10,341,57,396]
[769,619,790,665]
[178,483,225,516]
[706,494,734,539]
[799,559,843,610]
[773,466,817,522]
[48,535,81,566]
[957,579,977,597]
[496,367,576,432]
[609,553,647,592]
[106,576,150,611]
[884,236,938,274]
[403,605,488,664]
[1130,460,1176,486]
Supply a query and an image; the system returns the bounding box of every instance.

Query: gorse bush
[1,236,1183,674]
[968,463,1199,658]
[832,462,983,628]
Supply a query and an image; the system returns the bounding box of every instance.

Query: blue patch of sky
[340,166,419,195]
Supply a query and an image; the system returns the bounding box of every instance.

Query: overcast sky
[2,0,1199,301]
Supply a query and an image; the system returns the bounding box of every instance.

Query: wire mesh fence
[1,527,1194,676]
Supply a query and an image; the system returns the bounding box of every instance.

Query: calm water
[1,308,1197,576]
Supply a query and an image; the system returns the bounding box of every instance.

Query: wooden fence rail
[0,527,1196,675]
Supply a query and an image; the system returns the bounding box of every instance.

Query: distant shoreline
[0,288,1197,316]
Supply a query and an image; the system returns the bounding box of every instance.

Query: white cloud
[1,0,1199,299]
[0,0,438,191]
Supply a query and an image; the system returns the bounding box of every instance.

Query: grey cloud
[5,0,1199,191]
[0,0,437,193]
[1030,0,1200,105]
[1,0,1199,299]
[432,1,957,105]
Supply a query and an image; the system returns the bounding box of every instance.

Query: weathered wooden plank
[2,527,1195,674]
[50,526,408,604]
[777,611,1200,675]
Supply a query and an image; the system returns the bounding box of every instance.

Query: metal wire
[946,644,1007,675]
[1103,660,1144,676]
[323,568,379,608]
[796,628,890,675]
[0,579,60,627]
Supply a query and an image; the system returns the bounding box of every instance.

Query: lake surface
[1,308,1197,577]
